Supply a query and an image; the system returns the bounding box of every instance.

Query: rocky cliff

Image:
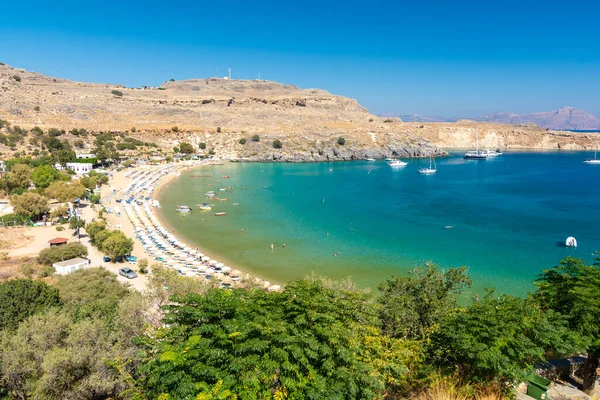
[0,63,598,161]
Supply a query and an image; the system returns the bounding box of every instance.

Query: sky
[1,0,599,118]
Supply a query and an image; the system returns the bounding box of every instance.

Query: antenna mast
[228,68,231,80]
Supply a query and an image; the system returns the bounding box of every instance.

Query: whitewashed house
[53,257,90,275]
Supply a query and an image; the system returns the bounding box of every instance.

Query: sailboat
[419,155,437,174]
[584,149,600,164]
[464,128,487,159]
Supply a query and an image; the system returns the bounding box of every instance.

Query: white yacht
[584,149,600,164]
[464,128,487,159]
[482,149,503,157]
[419,156,437,174]
[176,205,191,213]
[388,159,408,167]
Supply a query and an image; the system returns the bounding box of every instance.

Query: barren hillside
[1,63,598,161]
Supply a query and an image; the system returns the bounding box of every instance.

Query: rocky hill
[1,63,599,161]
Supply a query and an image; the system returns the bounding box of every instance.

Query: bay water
[157,151,600,296]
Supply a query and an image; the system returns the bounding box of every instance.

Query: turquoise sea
[157,151,600,296]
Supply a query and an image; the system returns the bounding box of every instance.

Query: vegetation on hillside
[0,256,597,399]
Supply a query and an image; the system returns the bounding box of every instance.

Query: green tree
[68,216,85,230]
[179,142,194,154]
[45,181,85,202]
[6,164,33,192]
[337,136,346,145]
[101,231,134,260]
[378,264,471,340]
[198,142,207,150]
[272,139,282,149]
[31,165,59,189]
[251,134,260,142]
[238,138,246,145]
[0,279,60,331]
[534,257,600,393]
[429,291,576,390]
[11,192,49,219]
[138,279,417,399]
[37,242,88,265]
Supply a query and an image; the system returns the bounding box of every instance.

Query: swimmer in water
[270,244,274,250]
[283,243,286,248]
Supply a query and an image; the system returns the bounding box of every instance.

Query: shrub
[251,134,260,142]
[34,106,40,112]
[172,126,179,133]
[138,259,149,274]
[239,138,247,145]
[383,119,393,123]
[216,127,221,133]
[208,149,216,155]
[111,90,123,97]
[37,242,88,265]
[56,226,65,231]
[170,78,175,82]
[13,75,21,82]
[179,142,194,154]
[369,118,374,122]
[198,142,206,150]
[272,139,282,149]
[337,137,346,145]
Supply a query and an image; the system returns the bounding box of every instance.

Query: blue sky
[1,0,599,118]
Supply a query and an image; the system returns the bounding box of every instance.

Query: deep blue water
[159,151,600,296]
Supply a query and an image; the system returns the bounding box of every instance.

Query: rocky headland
[1,62,599,161]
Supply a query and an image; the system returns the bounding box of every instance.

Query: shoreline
[150,161,276,287]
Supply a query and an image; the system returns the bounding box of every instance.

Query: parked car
[103,256,111,262]
[119,268,137,279]
[124,255,137,264]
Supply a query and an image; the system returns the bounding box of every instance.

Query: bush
[216,127,221,133]
[251,134,260,142]
[13,75,21,82]
[138,259,149,274]
[37,242,88,266]
[208,149,216,155]
[172,126,179,133]
[111,90,123,97]
[198,142,206,150]
[179,142,194,154]
[0,279,60,331]
[272,139,282,149]
[238,138,247,145]
[56,226,65,231]
[383,119,393,123]
[337,137,346,145]
[369,118,374,122]
[34,106,40,112]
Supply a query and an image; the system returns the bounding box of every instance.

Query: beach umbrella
[215,263,224,268]
[269,285,281,291]
[231,270,242,277]
[221,266,231,273]
[263,281,271,288]
[201,256,210,261]
[209,260,218,266]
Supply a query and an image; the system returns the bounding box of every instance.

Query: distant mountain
[398,107,600,130]
[476,107,600,130]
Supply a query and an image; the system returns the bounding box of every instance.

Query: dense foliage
[0,279,60,331]
[86,220,134,259]
[37,242,89,265]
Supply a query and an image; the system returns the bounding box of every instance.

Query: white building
[55,163,94,175]
[76,153,96,159]
[53,257,90,275]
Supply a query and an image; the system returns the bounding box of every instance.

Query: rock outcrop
[1,63,599,161]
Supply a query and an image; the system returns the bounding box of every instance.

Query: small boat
[388,159,408,167]
[205,191,216,198]
[215,212,227,217]
[464,128,487,159]
[222,175,230,178]
[177,205,191,213]
[385,158,393,161]
[219,188,227,192]
[565,237,577,247]
[198,203,212,210]
[419,156,437,174]
[584,149,600,164]
[218,198,230,201]
[366,158,376,161]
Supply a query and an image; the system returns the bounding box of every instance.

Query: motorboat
[464,128,487,159]
[481,149,503,157]
[198,203,212,211]
[176,205,191,213]
[388,159,408,167]
[366,158,376,161]
[215,212,227,216]
[565,237,577,247]
[584,149,600,164]
[419,156,437,174]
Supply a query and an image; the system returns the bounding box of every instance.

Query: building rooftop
[53,257,89,267]
[48,237,69,244]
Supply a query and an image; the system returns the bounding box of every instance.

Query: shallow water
[157,151,600,296]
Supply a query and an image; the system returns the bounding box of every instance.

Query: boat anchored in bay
[419,156,437,174]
